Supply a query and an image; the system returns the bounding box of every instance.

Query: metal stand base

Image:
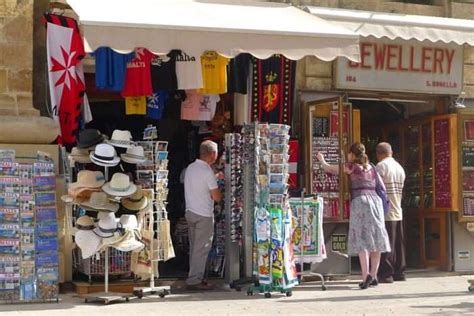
[300,271,327,291]
[133,286,171,299]
[82,292,132,305]
[468,279,474,292]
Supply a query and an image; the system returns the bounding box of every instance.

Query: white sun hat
[119,215,139,230]
[121,145,146,164]
[75,230,101,259]
[102,173,137,197]
[93,211,119,238]
[112,230,144,252]
[68,170,106,196]
[106,130,134,148]
[90,143,120,167]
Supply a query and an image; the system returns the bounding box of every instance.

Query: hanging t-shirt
[93,47,135,92]
[227,53,252,94]
[151,50,179,91]
[198,51,229,95]
[163,90,187,120]
[125,96,146,115]
[181,90,220,121]
[121,48,154,97]
[146,91,169,120]
[175,51,203,90]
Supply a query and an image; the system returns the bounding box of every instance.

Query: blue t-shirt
[93,47,135,92]
[147,91,169,120]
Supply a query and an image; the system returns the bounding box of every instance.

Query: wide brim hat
[112,230,144,252]
[102,173,137,197]
[75,230,101,259]
[69,171,106,191]
[70,147,92,164]
[121,190,148,211]
[79,192,120,213]
[90,152,120,167]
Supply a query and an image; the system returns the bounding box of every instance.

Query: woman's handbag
[370,163,390,214]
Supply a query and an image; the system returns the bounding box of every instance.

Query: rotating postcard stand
[81,166,133,305]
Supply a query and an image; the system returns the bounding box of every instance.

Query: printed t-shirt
[181,90,220,121]
[151,50,179,91]
[198,51,229,95]
[93,47,135,92]
[175,51,203,90]
[121,48,154,97]
[146,91,169,120]
[125,96,146,115]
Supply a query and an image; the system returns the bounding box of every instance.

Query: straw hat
[79,192,119,213]
[119,215,139,230]
[106,130,133,148]
[70,147,91,164]
[121,188,148,211]
[72,215,96,236]
[121,145,146,164]
[90,143,120,167]
[102,173,137,197]
[68,171,106,197]
[75,230,102,259]
[112,230,144,252]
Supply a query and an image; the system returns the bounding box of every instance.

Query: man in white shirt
[184,140,222,290]
[376,142,406,283]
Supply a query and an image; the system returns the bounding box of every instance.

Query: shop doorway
[350,97,449,271]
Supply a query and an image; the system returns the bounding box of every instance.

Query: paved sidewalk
[1,275,473,315]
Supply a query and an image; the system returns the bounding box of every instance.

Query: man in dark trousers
[376,142,407,283]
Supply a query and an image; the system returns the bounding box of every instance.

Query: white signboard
[336,38,463,95]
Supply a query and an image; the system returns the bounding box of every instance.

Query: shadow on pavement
[412,302,474,315]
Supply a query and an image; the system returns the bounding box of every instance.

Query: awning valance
[304,6,474,46]
[67,0,360,61]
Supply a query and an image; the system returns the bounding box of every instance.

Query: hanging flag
[251,55,295,125]
[45,14,85,145]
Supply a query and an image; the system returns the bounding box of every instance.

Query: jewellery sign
[336,38,463,95]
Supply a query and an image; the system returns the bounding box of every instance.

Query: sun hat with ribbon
[70,147,92,164]
[121,145,146,164]
[119,215,139,230]
[68,170,106,197]
[71,215,96,236]
[106,130,134,148]
[75,229,102,259]
[77,129,105,149]
[79,192,119,213]
[121,188,148,211]
[90,143,120,167]
[93,211,119,238]
[102,173,137,197]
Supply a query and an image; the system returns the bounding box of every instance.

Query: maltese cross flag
[46,21,85,145]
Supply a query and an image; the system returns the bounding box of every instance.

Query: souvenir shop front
[0,0,364,303]
[300,6,474,274]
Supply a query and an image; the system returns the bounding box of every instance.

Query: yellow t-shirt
[125,96,146,115]
[198,51,229,95]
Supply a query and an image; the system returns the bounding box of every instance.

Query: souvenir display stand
[0,154,59,304]
[133,138,171,299]
[245,123,298,298]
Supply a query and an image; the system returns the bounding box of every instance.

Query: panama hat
[79,192,119,213]
[72,215,96,235]
[106,130,133,148]
[76,129,105,149]
[70,147,92,164]
[93,211,119,238]
[102,173,137,197]
[121,188,148,211]
[90,143,120,167]
[75,229,102,259]
[121,145,146,164]
[68,171,106,197]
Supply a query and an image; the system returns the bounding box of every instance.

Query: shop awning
[66,0,360,61]
[304,6,474,45]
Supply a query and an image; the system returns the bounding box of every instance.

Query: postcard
[156,141,168,152]
[33,176,56,192]
[35,208,56,222]
[34,192,56,208]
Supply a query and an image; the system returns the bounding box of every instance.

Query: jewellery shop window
[458,113,474,222]
[305,99,360,223]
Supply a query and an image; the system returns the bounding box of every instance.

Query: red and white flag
[46,19,85,144]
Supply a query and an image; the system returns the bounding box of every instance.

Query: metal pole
[104,166,109,294]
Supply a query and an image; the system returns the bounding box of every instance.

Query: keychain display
[226,134,243,242]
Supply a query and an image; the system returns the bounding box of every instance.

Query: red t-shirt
[121,48,155,97]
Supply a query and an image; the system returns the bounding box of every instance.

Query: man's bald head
[376,142,393,161]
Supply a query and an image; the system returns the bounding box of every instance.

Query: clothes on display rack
[93,47,135,92]
[125,97,147,115]
[121,48,155,97]
[198,51,229,95]
[180,90,220,121]
[151,50,180,91]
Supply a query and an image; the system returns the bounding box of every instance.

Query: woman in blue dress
[316,142,391,289]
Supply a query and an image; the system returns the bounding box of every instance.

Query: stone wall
[0,0,38,116]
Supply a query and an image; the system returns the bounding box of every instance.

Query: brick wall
[0,0,38,116]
